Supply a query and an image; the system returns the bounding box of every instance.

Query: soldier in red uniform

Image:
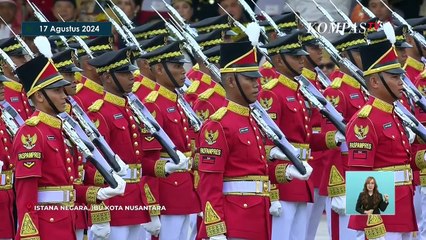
[52,48,89,240]
[71,36,113,110]
[259,31,314,240]
[12,54,125,240]
[404,18,426,81]
[347,40,418,239]
[0,67,14,240]
[139,42,201,239]
[0,37,34,120]
[87,48,159,240]
[197,41,312,240]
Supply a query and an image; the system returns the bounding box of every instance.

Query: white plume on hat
[382,22,396,44]
[34,36,53,58]
[246,22,261,47]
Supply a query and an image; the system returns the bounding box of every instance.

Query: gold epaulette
[75,72,83,83]
[262,78,279,90]
[132,81,141,93]
[199,88,215,100]
[75,83,83,94]
[331,77,343,89]
[358,105,372,118]
[133,69,141,77]
[193,63,200,71]
[88,99,104,112]
[262,61,273,69]
[210,107,227,121]
[145,91,159,103]
[25,116,40,126]
[186,81,200,94]
[421,70,426,79]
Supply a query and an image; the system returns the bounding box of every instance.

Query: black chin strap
[280,54,299,76]
[347,50,358,69]
[110,71,125,95]
[303,46,318,68]
[41,89,61,114]
[414,39,424,59]
[378,73,398,101]
[233,73,252,105]
[161,62,180,88]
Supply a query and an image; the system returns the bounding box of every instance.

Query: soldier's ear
[368,74,380,89]
[32,91,44,104]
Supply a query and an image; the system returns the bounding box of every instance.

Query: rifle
[250,0,285,37]
[0,16,35,58]
[296,75,346,134]
[328,0,357,29]
[106,0,134,29]
[379,0,426,48]
[312,0,335,22]
[314,66,332,88]
[401,74,426,113]
[127,93,180,164]
[27,1,70,49]
[0,100,24,137]
[355,0,375,18]
[59,112,118,188]
[57,14,94,58]
[237,0,269,41]
[161,0,198,37]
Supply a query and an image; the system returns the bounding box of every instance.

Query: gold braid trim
[416,150,426,169]
[54,60,73,69]
[206,221,227,237]
[275,164,289,184]
[264,22,297,31]
[197,24,229,33]
[194,170,200,189]
[94,170,105,186]
[90,44,111,52]
[269,184,279,201]
[326,131,338,149]
[148,51,182,64]
[96,59,130,73]
[265,145,274,161]
[135,29,168,39]
[335,39,366,52]
[86,186,100,205]
[268,43,302,55]
[3,43,21,53]
[149,204,161,216]
[200,39,223,48]
[420,169,426,186]
[365,215,386,239]
[90,206,111,224]
[328,184,346,197]
[209,56,220,63]
[143,183,157,204]
[21,237,41,240]
[155,160,167,178]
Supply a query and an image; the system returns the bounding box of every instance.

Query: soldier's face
[173,1,193,22]
[52,1,77,21]
[113,71,135,94]
[43,87,68,113]
[305,45,323,67]
[377,72,404,101]
[235,73,259,103]
[61,72,77,96]
[0,2,16,24]
[396,47,408,66]
[282,54,304,75]
[166,62,186,88]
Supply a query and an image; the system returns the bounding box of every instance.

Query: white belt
[37,189,75,204]
[394,169,412,183]
[223,181,270,194]
[122,168,139,180]
[0,172,13,186]
[297,147,310,161]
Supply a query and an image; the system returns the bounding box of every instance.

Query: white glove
[421,187,426,195]
[164,150,189,174]
[406,127,416,144]
[209,234,227,240]
[0,160,3,174]
[90,222,111,240]
[269,201,282,217]
[269,147,288,160]
[114,155,129,176]
[285,161,313,181]
[331,195,346,215]
[142,215,161,237]
[198,211,203,218]
[97,173,126,201]
[334,131,346,144]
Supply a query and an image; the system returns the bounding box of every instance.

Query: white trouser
[108,225,143,240]
[188,213,198,240]
[76,229,84,240]
[357,231,413,240]
[160,214,194,240]
[272,201,307,240]
[306,188,327,240]
[414,186,426,240]
[326,197,356,239]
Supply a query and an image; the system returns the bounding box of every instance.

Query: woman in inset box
[356,176,390,215]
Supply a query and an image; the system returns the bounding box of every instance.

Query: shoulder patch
[75,83,83,93]
[262,78,279,90]
[199,88,215,100]
[210,107,228,121]
[145,91,159,103]
[186,81,200,94]
[331,77,343,89]
[88,99,104,112]
[25,116,40,126]
[132,81,141,93]
[358,105,372,118]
